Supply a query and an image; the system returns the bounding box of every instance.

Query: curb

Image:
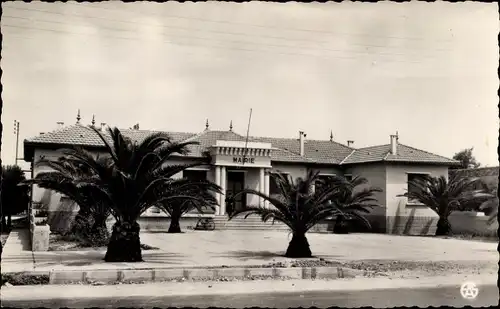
[4,266,367,285]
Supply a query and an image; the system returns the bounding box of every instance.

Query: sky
[1,1,499,170]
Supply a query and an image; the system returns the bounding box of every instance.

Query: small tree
[228,170,347,258]
[159,187,218,233]
[1,165,30,229]
[400,174,484,235]
[452,148,481,169]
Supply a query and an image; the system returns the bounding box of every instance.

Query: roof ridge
[339,149,356,165]
[398,143,458,162]
[182,130,211,143]
[355,144,391,151]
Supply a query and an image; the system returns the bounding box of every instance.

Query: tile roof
[24,124,458,166]
[25,124,195,147]
[340,143,460,166]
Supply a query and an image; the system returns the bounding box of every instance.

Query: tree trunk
[333,215,349,234]
[7,215,11,229]
[104,221,142,262]
[435,216,452,236]
[168,211,182,233]
[285,233,312,258]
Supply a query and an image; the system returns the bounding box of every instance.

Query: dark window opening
[407,173,427,203]
[183,170,208,181]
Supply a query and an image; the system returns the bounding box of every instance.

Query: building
[24,120,460,235]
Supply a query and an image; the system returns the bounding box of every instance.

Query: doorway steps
[213,215,290,231]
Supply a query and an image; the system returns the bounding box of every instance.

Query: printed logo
[460,281,479,300]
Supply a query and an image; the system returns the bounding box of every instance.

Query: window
[407,173,428,204]
[269,172,291,195]
[344,174,353,182]
[183,170,208,181]
[315,175,335,193]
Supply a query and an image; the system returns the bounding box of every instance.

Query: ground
[48,233,159,251]
[2,230,497,281]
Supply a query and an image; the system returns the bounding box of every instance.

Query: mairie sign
[233,157,255,164]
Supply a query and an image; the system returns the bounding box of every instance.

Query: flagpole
[242,108,253,166]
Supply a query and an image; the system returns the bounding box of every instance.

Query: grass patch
[1,273,49,286]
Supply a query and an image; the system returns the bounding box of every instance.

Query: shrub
[67,217,109,247]
[1,273,50,285]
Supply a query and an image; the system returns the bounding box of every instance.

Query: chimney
[299,131,306,156]
[56,122,64,129]
[347,140,354,147]
[100,123,107,131]
[390,134,398,155]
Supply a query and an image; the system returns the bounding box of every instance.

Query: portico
[210,140,273,215]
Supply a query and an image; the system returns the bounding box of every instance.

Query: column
[264,169,270,209]
[259,168,265,207]
[220,166,227,215]
[215,166,221,215]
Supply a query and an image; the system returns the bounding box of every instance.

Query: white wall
[271,163,307,183]
[386,164,448,218]
[309,165,343,176]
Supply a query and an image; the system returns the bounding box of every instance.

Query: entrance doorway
[226,171,246,215]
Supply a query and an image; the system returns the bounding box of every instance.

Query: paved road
[3,284,498,308]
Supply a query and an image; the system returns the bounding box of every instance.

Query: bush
[67,216,110,247]
[1,273,49,285]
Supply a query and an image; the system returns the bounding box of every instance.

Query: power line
[70,2,454,43]
[2,14,438,60]
[3,33,433,79]
[2,24,426,64]
[2,5,452,53]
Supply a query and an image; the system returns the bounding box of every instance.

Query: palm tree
[86,127,221,262]
[228,170,347,258]
[1,165,30,229]
[400,174,483,236]
[328,175,382,234]
[158,185,218,233]
[475,184,498,226]
[24,152,113,246]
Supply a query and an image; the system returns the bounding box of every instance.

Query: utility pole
[14,120,20,166]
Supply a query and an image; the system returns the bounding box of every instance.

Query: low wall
[308,220,335,233]
[449,212,498,236]
[106,215,211,232]
[375,211,497,237]
[29,212,50,251]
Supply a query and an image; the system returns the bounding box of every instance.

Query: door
[226,171,246,214]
